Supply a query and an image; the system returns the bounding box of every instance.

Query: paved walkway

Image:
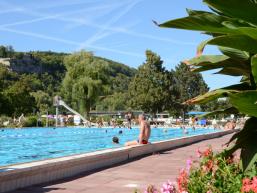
[11,134,233,193]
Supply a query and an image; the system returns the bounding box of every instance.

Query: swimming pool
[0,127,218,167]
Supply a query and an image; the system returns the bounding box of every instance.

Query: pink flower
[196,148,202,158]
[186,159,192,172]
[252,177,257,184]
[251,177,257,193]
[206,191,212,193]
[161,180,176,193]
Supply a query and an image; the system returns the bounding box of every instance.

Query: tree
[173,63,209,115]
[111,73,131,93]
[0,45,15,58]
[4,79,36,116]
[158,0,257,172]
[96,92,128,111]
[0,72,41,116]
[128,50,179,115]
[0,46,7,58]
[31,91,52,113]
[62,51,110,117]
[0,66,18,115]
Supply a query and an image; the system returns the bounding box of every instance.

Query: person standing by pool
[126,112,132,129]
[125,114,151,146]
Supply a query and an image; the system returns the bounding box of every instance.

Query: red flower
[177,169,188,192]
[241,178,252,193]
[243,178,251,185]
[196,147,213,158]
[203,147,212,157]
[206,160,214,171]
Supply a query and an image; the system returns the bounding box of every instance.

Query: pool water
[0,127,218,167]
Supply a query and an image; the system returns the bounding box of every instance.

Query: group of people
[111,114,243,147]
[96,112,133,129]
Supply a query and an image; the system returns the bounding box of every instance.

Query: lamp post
[55,107,58,127]
[53,96,60,128]
[46,111,48,127]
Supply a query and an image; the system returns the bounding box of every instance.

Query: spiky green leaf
[159,12,241,35]
[186,55,229,66]
[189,56,250,77]
[184,89,238,105]
[204,0,257,26]
[238,27,257,40]
[229,91,257,117]
[214,66,250,76]
[208,35,257,54]
[199,107,238,117]
[218,46,250,60]
[251,54,257,85]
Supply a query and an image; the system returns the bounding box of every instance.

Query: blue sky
[0,0,240,90]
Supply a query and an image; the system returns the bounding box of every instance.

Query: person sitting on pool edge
[125,114,151,146]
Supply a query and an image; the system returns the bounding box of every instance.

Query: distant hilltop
[0,54,44,74]
[0,45,136,76]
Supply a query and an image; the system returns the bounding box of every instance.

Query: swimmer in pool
[112,136,119,144]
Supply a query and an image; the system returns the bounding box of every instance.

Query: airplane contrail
[0,0,196,46]
[77,0,140,49]
[0,27,145,58]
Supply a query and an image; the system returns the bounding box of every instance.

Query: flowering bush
[137,147,257,193]
[186,147,243,192]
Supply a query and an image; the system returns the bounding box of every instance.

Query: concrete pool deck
[9,133,234,193]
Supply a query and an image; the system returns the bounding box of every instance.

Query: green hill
[0,46,136,116]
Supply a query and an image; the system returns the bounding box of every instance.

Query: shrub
[185,147,243,193]
[0,115,10,127]
[23,116,38,127]
[41,118,55,127]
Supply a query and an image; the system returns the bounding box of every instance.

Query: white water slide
[58,100,88,124]
[54,96,93,126]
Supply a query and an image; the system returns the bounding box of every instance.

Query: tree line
[0,46,229,118]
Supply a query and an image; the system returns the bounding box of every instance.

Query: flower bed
[137,147,257,193]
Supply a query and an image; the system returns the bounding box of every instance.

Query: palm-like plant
[157,0,257,172]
